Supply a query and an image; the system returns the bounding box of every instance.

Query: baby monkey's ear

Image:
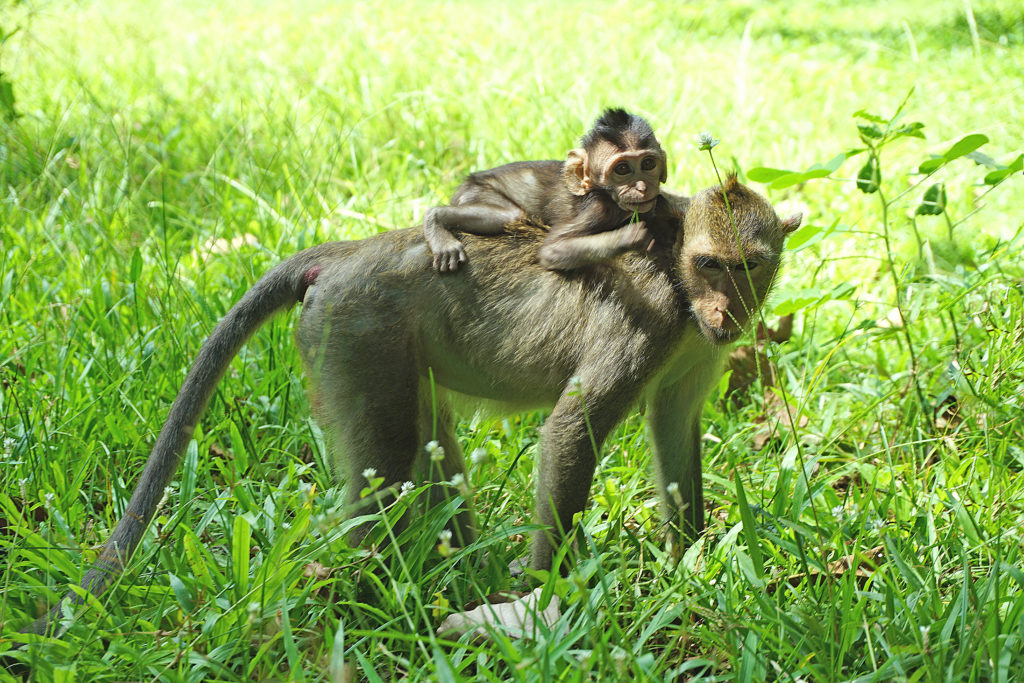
[563,148,592,196]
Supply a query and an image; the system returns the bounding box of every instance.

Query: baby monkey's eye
[640,157,658,171]
[613,162,631,175]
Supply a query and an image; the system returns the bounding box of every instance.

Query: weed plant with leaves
[729,94,1024,682]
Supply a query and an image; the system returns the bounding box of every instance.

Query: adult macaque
[22,176,799,636]
[424,108,674,272]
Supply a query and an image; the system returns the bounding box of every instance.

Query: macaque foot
[508,555,529,578]
[436,587,561,640]
[432,242,468,273]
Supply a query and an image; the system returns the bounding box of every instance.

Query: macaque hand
[622,221,655,252]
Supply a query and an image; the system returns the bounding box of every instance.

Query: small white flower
[361,468,377,479]
[831,504,845,520]
[430,446,446,462]
[666,482,684,506]
[696,132,720,150]
[437,529,454,556]
[470,447,488,465]
[399,481,415,497]
[450,473,469,495]
[425,440,440,452]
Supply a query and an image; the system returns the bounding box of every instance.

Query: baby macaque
[424,108,673,272]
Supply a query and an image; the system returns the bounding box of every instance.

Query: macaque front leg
[645,352,723,557]
[423,203,524,273]
[531,382,632,572]
[537,221,654,271]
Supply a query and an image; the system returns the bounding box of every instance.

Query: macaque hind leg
[424,201,525,273]
[310,341,423,544]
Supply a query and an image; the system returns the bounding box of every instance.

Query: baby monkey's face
[590,141,667,213]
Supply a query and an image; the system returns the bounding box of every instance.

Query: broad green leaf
[329,618,347,683]
[734,475,764,579]
[746,167,793,183]
[230,421,248,474]
[857,157,880,193]
[966,150,1002,168]
[824,152,848,172]
[829,282,856,300]
[181,439,198,509]
[915,183,947,216]
[950,496,982,546]
[785,222,827,251]
[232,515,252,597]
[129,248,142,284]
[893,121,926,139]
[857,123,883,140]
[768,172,808,189]
[0,74,15,121]
[183,527,216,589]
[168,572,195,611]
[945,133,989,161]
[354,649,388,683]
[984,154,1023,185]
[279,587,305,682]
[772,282,853,316]
[53,665,77,683]
[918,156,946,174]
[752,154,847,190]
[853,109,887,124]
[734,548,765,589]
[920,134,991,173]
[785,219,845,251]
[773,292,823,316]
[260,505,311,575]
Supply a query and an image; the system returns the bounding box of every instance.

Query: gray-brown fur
[24,179,798,637]
[423,109,672,273]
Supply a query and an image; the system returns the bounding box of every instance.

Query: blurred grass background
[1,0,1023,680]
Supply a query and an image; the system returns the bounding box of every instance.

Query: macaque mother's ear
[781,213,803,235]
[563,148,592,196]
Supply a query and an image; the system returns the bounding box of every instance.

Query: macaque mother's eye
[641,157,657,171]
[697,257,723,271]
[614,162,631,175]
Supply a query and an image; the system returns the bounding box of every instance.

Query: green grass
[2,0,1024,680]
